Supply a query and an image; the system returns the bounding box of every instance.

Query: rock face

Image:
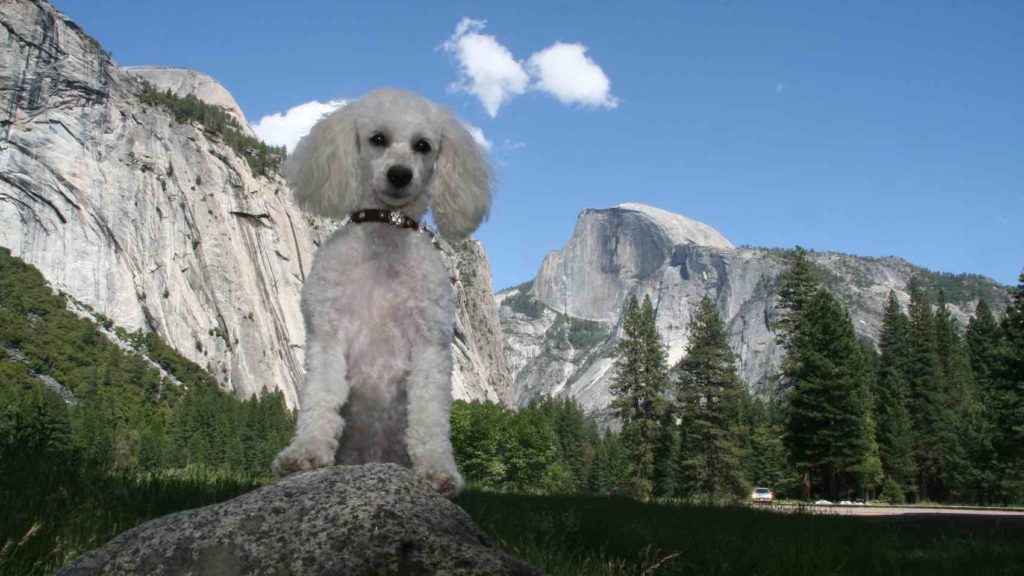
[502,204,1007,410]
[58,463,542,576]
[0,0,511,407]
[445,238,514,405]
[125,66,254,136]
[533,204,734,324]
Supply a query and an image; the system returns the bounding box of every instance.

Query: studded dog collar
[350,209,421,231]
[348,209,442,252]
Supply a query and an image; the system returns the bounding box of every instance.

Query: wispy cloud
[252,99,347,152]
[528,43,618,108]
[443,18,529,118]
[442,18,617,117]
[776,82,785,94]
[462,122,492,150]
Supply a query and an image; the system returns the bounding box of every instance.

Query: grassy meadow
[0,467,262,576]
[7,476,1023,575]
[455,492,1024,576]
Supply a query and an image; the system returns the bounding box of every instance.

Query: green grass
[454,492,1024,575]
[10,480,1023,575]
[0,467,263,576]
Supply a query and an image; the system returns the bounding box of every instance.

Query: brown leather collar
[350,209,420,231]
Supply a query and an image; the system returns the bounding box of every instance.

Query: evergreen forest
[0,248,293,573]
[454,249,1024,506]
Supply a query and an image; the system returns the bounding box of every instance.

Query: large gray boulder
[59,464,542,575]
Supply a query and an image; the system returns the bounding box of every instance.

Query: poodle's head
[286,88,491,240]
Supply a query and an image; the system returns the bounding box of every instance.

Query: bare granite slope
[502,204,1005,410]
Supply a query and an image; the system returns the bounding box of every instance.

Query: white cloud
[443,18,529,118]
[776,82,785,93]
[251,99,347,152]
[462,122,492,150]
[442,18,618,116]
[527,42,618,108]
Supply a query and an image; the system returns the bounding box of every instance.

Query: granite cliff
[500,204,1006,411]
[0,0,510,406]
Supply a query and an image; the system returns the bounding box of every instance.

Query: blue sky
[57,0,1023,289]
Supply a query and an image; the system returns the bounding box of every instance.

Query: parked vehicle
[752,487,774,504]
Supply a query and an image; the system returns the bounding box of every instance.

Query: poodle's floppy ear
[430,111,492,240]
[285,103,362,218]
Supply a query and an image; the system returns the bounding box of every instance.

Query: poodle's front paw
[415,463,465,498]
[272,442,334,477]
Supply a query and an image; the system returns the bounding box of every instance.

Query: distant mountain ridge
[499,203,1007,411]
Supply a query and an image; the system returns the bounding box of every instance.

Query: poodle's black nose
[387,165,413,188]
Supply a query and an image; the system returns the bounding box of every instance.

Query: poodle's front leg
[272,334,349,477]
[405,344,464,497]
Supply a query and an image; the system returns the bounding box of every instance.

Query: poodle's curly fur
[272,89,491,496]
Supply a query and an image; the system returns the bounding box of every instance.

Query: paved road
[762,503,1024,517]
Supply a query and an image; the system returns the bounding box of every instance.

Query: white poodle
[271,89,490,497]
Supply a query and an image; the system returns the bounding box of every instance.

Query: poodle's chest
[306,227,455,329]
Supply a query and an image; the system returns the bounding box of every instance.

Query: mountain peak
[613,203,734,250]
[126,66,253,135]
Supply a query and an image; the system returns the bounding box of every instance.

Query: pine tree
[967,299,999,399]
[855,341,885,498]
[547,398,594,493]
[609,295,669,500]
[744,399,797,498]
[653,411,681,498]
[675,296,749,500]
[774,247,821,358]
[905,279,953,501]
[874,291,918,496]
[934,291,985,501]
[992,271,1024,502]
[965,299,1000,502]
[783,288,872,501]
[640,296,671,402]
[589,432,633,496]
[504,406,559,493]
[0,370,81,542]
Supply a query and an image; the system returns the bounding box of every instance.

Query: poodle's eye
[413,139,432,154]
[369,133,388,147]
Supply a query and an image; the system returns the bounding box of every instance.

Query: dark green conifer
[964,299,1000,502]
[783,288,872,501]
[675,296,748,500]
[905,278,953,501]
[589,432,633,496]
[992,271,1024,502]
[774,247,820,354]
[610,295,669,500]
[653,411,681,498]
[874,291,918,495]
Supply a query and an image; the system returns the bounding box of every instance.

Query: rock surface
[125,66,254,136]
[59,463,542,576]
[503,204,1007,410]
[444,238,514,404]
[0,0,511,407]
